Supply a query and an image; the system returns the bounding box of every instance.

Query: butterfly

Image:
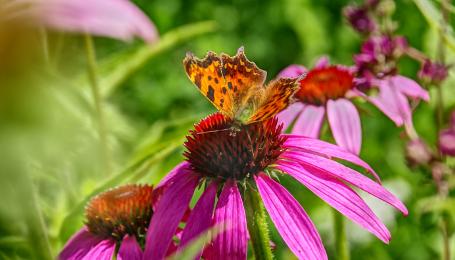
[183,47,300,126]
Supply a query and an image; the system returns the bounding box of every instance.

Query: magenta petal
[143,169,199,259]
[155,162,191,191]
[279,162,391,243]
[291,104,325,138]
[27,0,158,43]
[282,151,408,215]
[327,99,362,155]
[314,56,330,69]
[369,78,411,126]
[59,227,103,260]
[277,103,304,131]
[117,235,142,260]
[283,135,381,182]
[179,181,218,256]
[255,174,327,260]
[391,75,430,101]
[82,239,116,260]
[208,180,248,260]
[278,64,308,78]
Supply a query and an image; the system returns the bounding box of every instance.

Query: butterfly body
[183,47,300,125]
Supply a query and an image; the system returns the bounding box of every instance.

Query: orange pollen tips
[296,66,354,105]
[85,184,154,241]
[184,113,287,181]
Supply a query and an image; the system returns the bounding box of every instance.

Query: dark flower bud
[439,129,455,156]
[418,59,449,85]
[344,6,376,34]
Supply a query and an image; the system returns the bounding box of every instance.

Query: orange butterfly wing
[183,51,234,118]
[247,77,300,123]
[220,48,266,115]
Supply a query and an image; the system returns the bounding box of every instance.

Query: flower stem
[244,184,273,260]
[333,209,350,260]
[84,34,111,176]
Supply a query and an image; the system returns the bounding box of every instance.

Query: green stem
[333,209,350,260]
[244,183,273,260]
[441,217,451,260]
[84,34,112,176]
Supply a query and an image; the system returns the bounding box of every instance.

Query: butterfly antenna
[195,128,231,135]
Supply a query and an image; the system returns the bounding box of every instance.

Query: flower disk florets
[85,184,154,241]
[184,113,286,181]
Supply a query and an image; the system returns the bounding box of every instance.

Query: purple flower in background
[418,59,449,85]
[7,0,158,42]
[277,57,363,155]
[344,5,376,34]
[59,184,166,260]
[439,112,455,156]
[144,113,408,260]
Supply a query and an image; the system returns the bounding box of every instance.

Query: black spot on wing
[207,85,215,102]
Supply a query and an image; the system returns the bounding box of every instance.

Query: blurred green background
[0,0,454,259]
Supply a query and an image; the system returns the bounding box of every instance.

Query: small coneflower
[144,112,408,259]
[59,184,159,260]
[277,57,363,154]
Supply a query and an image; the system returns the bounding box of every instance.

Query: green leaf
[413,0,455,52]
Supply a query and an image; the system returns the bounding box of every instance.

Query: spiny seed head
[296,66,354,105]
[184,113,286,181]
[85,184,154,241]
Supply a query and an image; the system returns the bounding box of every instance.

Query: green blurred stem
[333,210,350,260]
[441,217,451,260]
[244,184,273,260]
[84,34,112,176]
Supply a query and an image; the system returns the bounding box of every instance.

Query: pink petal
[82,239,116,260]
[23,0,158,43]
[278,64,308,78]
[117,235,142,260]
[327,99,362,155]
[281,151,408,215]
[314,56,330,69]
[208,180,248,260]
[278,162,391,243]
[369,78,412,126]
[276,103,304,131]
[283,135,381,182]
[59,227,103,260]
[155,162,191,191]
[255,174,327,260]
[143,170,199,259]
[179,181,218,257]
[291,104,325,138]
[390,75,430,101]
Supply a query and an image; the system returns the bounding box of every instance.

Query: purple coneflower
[59,184,165,260]
[144,112,408,259]
[3,0,158,43]
[354,35,429,127]
[277,57,363,154]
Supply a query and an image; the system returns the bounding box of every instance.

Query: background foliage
[0,0,454,259]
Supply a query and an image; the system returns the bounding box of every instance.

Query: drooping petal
[283,135,380,182]
[117,235,142,260]
[327,99,362,155]
[82,239,116,260]
[281,151,408,215]
[278,162,391,243]
[179,181,218,256]
[278,64,307,78]
[155,162,191,191]
[368,78,412,126]
[291,104,325,138]
[59,227,103,260]
[255,173,327,260]
[143,169,199,259]
[314,56,330,69]
[276,103,304,131]
[390,75,430,101]
[208,180,248,260]
[22,0,158,43]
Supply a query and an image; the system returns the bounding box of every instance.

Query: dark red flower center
[184,113,286,181]
[85,184,154,242]
[296,66,354,105]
